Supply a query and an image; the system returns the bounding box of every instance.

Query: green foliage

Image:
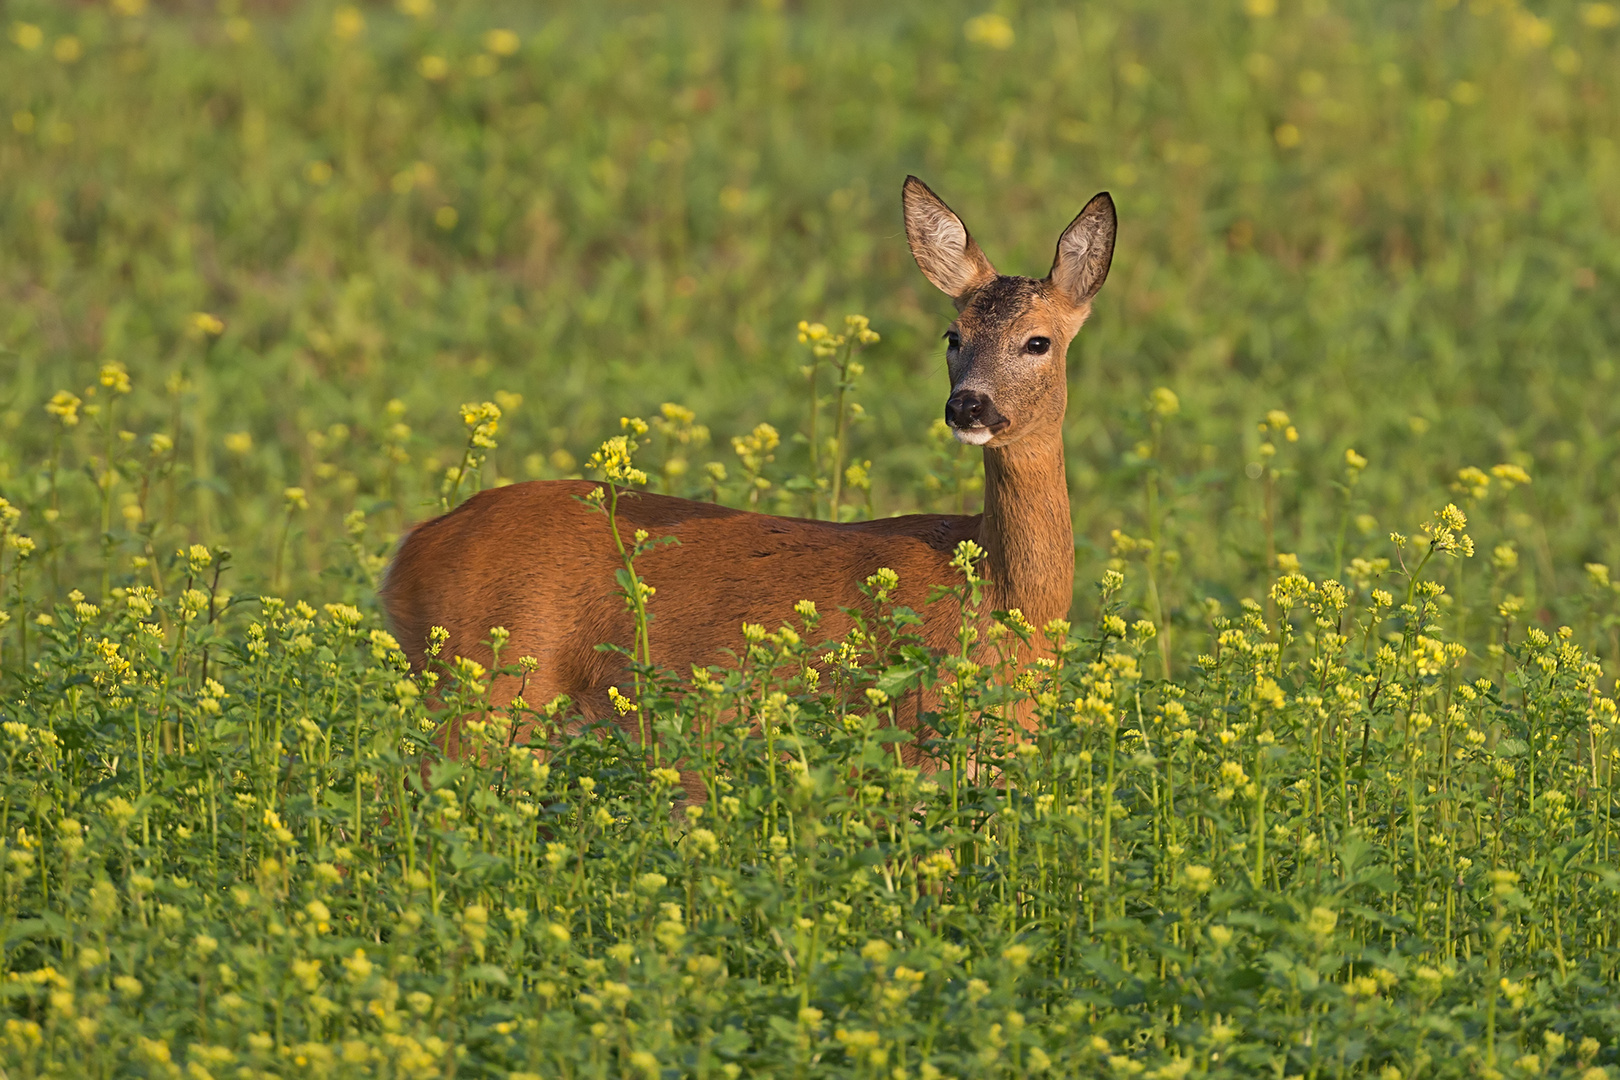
[2,0,1620,1076]
[2,528,1620,1077]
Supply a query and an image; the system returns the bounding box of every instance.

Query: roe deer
[382,176,1115,764]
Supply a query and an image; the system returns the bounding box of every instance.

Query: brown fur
[381,178,1116,767]
[383,486,982,707]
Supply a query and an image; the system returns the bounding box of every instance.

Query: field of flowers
[2,0,1620,1076]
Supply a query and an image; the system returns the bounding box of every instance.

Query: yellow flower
[99,361,132,394]
[112,0,147,14]
[484,28,520,56]
[191,312,225,336]
[45,390,81,427]
[10,23,44,51]
[331,7,365,41]
[588,434,647,486]
[460,400,501,427]
[493,390,523,414]
[223,431,252,455]
[1454,465,1489,498]
[52,36,82,64]
[964,12,1014,49]
[1491,462,1531,488]
[418,54,449,80]
[1508,10,1552,49]
[844,313,880,345]
[731,423,779,471]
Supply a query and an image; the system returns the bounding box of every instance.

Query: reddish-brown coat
[382,480,982,722]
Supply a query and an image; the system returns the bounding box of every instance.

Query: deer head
[902,176,1116,448]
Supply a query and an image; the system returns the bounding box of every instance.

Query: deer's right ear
[903,176,998,307]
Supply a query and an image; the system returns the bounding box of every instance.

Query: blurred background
[0,0,1616,663]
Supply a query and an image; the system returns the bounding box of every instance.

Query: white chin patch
[952,426,994,446]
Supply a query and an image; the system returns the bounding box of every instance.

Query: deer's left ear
[1046,192,1116,312]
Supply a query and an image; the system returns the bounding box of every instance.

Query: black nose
[946,390,1000,429]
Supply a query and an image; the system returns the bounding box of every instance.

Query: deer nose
[945,389,1002,430]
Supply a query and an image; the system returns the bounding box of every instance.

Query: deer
[381,177,1116,780]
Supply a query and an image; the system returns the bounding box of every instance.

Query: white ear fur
[1047,192,1116,309]
[902,176,999,304]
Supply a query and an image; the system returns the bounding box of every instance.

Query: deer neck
[978,426,1074,629]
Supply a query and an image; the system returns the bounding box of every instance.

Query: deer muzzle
[945,389,1007,445]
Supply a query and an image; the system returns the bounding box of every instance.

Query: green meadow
[1,0,1620,1076]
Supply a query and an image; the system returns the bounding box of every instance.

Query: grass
[1,0,1620,1076]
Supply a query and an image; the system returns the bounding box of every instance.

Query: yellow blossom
[331,7,365,41]
[484,29,520,56]
[45,390,82,427]
[11,23,43,51]
[1491,462,1531,489]
[964,12,1015,48]
[99,362,132,394]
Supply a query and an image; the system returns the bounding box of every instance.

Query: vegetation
[1,0,1619,1076]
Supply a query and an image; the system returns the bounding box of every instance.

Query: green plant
[1,0,1619,1074]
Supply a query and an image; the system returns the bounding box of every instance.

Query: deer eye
[944,331,961,350]
[1025,336,1051,356]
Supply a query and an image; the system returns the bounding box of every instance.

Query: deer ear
[903,176,998,306]
[1046,191,1116,311]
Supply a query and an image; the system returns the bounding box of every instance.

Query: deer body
[385,483,980,718]
[382,178,1115,743]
